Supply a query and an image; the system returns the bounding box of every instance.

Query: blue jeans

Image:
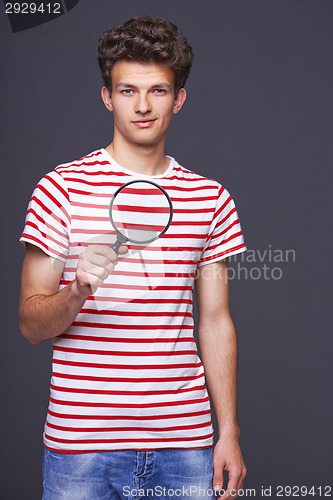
[42,446,216,499]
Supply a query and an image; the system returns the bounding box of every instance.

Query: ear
[101,86,113,112]
[173,88,187,115]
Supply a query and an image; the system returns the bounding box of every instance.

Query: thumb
[213,469,224,493]
[118,245,129,255]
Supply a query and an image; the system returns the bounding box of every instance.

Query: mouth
[132,118,157,128]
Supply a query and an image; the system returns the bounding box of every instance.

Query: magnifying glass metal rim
[109,179,173,245]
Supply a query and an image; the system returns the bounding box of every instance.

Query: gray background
[1,0,332,498]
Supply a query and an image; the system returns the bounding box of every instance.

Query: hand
[75,244,128,295]
[213,435,247,499]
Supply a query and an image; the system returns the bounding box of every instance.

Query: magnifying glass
[109,179,173,253]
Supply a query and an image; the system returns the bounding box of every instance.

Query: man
[19,15,247,500]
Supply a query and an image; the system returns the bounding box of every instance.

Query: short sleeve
[19,170,71,262]
[198,185,246,266]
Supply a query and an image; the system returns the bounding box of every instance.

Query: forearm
[199,315,240,439]
[19,280,90,344]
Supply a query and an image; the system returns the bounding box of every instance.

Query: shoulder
[31,149,104,203]
[54,149,106,177]
[170,157,225,196]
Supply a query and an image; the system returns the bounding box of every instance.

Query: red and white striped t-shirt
[20,148,246,453]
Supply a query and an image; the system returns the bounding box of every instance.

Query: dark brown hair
[97,15,194,95]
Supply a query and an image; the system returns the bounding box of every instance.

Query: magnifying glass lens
[111,181,172,243]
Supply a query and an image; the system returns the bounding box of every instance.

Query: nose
[135,92,152,114]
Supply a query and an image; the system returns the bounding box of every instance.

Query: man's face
[102,61,186,148]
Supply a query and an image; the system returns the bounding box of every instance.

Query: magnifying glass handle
[111,234,128,254]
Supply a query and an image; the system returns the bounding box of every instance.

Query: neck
[105,134,169,176]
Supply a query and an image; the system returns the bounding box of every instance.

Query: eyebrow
[115,82,173,91]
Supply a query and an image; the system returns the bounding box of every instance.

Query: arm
[195,258,247,499]
[18,242,127,344]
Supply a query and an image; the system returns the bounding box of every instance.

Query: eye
[121,89,134,95]
[153,89,167,94]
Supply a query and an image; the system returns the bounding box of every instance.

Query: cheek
[111,98,131,117]
[163,111,174,129]
[159,103,174,123]
[112,106,130,127]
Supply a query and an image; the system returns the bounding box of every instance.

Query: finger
[76,271,105,292]
[236,466,247,493]
[219,471,242,500]
[86,245,120,264]
[76,253,116,283]
[91,264,114,279]
[81,252,117,273]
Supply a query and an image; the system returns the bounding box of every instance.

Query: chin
[131,135,163,147]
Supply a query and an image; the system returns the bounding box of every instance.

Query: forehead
[110,61,175,88]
